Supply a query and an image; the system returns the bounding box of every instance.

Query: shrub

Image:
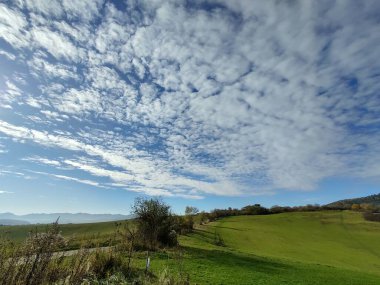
[132,197,177,249]
[213,231,225,247]
[363,212,380,222]
[183,206,199,232]
[89,249,128,279]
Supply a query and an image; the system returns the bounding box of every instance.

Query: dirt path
[12,246,113,265]
[54,246,112,257]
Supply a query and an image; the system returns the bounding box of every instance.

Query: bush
[90,250,129,279]
[363,212,380,222]
[241,204,270,215]
[213,231,225,247]
[132,197,177,249]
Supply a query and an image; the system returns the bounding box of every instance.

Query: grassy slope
[166,211,380,284]
[209,211,380,274]
[2,211,380,284]
[133,243,380,285]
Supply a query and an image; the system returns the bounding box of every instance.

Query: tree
[198,211,209,225]
[184,206,199,232]
[132,197,176,249]
[185,206,199,218]
[241,204,269,215]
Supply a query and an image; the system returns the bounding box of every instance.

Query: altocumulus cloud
[0,0,379,198]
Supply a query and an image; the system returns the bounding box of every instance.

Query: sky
[0,0,379,215]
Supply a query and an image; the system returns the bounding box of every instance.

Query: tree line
[196,202,380,224]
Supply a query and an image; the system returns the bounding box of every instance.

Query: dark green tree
[132,197,176,249]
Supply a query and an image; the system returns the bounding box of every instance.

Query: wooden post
[145,251,150,275]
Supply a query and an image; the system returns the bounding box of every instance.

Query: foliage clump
[132,197,179,249]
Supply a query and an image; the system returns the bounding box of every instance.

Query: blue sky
[0,0,379,215]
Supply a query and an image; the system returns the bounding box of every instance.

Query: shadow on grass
[182,229,291,275]
[181,245,291,275]
[211,225,245,231]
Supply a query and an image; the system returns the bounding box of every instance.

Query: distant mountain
[0,212,132,225]
[326,193,380,208]
[0,219,30,225]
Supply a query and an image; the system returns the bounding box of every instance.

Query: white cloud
[0,1,379,198]
[30,170,102,187]
[0,190,13,194]
[62,0,104,23]
[0,120,229,197]
[31,27,84,62]
[40,110,66,121]
[23,156,61,166]
[0,4,29,48]
[1,80,23,107]
[52,174,101,187]
[0,142,8,154]
[49,88,102,114]
[25,97,42,108]
[28,57,79,80]
[0,49,16,60]
[25,0,63,18]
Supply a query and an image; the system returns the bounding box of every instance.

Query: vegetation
[199,199,380,223]
[132,197,179,249]
[1,198,380,284]
[183,206,199,233]
[0,220,189,284]
[363,211,380,222]
[326,193,380,208]
[0,221,92,284]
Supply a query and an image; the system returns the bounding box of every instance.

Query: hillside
[2,211,380,284]
[0,212,132,224]
[198,211,380,274]
[327,193,380,208]
[176,210,380,284]
[0,219,30,225]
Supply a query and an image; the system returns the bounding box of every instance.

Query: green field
[0,220,124,248]
[172,210,380,284]
[1,211,380,284]
[208,211,380,274]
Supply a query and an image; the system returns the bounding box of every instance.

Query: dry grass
[0,221,189,285]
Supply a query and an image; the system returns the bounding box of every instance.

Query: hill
[1,211,380,284]
[326,193,380,208]
[0,219,30,225]
[0,220,130,249]
[0,212,132,224]
[174,210,380,284]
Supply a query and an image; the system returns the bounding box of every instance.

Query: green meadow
[207,211,380,274]
[173,210,380,284]
[0,220,123,248]
[1,211,380,284]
